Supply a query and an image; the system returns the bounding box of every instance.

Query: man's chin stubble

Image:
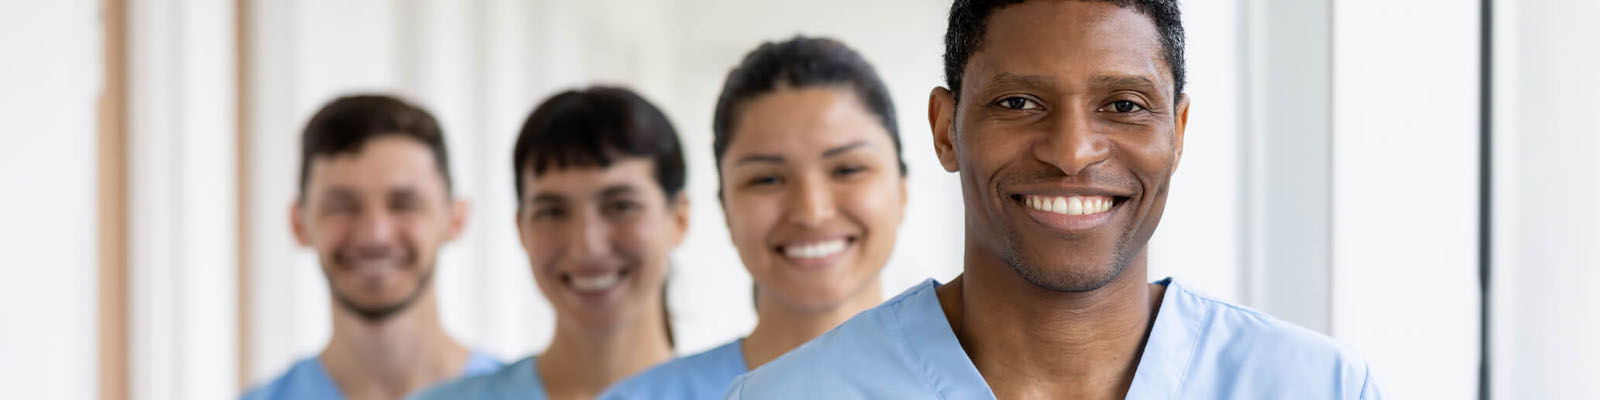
[998,233,1136,293]
[328,264,435,324]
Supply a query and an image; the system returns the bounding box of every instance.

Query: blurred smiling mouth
[783,238,848,258]
[564,268,630,293]
[776,237,855,267]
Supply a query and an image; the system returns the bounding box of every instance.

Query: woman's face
[517,158,686,333]
[721,86,907,312]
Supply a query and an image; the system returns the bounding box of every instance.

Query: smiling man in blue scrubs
[726,1,1380,398]
[243,95,501,400]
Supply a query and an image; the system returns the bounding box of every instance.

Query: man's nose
[1034,108,1110,176]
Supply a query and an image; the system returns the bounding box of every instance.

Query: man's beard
[998,229,1137,293]
[327,262,435,323]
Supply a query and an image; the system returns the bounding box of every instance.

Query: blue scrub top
[408,355,547,400]
[242,350,501,400]
[726,278,1381,399]
[600,339,747,399]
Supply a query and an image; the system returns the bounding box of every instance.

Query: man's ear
[514,207,529,252]
[670,192,690,247]
[1172,93,1190,173]
[290,201,311,246]
[929,87,961,173]
[446,198,470,242]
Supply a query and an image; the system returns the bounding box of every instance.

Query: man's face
[291,136,465,322]
[930,1,1189,292]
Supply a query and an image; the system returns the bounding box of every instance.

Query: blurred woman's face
[721,86,906,312]
[517,158,685,333]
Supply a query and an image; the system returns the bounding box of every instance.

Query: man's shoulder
[241,357,335,400]
[1166,281,1376,396]
[1173,281,1365,362]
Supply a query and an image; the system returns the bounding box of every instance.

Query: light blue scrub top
[600,339,748,399]
[408,355,548,400]
[241,350,501,400]
[726,278,1381,399]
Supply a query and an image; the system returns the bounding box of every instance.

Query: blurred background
[1,0,1595,399]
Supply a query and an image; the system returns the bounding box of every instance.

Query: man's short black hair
[944,0,1186,100]
[712,35,907,191]
[298,94,453,201]
[512,86,686,202]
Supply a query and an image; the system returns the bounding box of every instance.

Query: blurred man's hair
[296,94,453,200]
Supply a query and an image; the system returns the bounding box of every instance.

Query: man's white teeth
[570,271,621,291]
[1025,195,1115,216]
[783,239,848,259]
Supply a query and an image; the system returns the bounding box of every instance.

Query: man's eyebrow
[986,72,1058,90]
[529,193,566,205]
[1090,75,1160,90]
[320,186,357,200]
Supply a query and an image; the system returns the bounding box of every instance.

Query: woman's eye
[1101,100,1145,113]
[747,175,782,187]
[833,165,866,177]
[997,97,1041,110]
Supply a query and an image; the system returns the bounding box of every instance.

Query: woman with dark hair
[601,36,909,399]
[413,86,686,400]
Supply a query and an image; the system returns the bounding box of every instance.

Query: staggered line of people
[243,1,1381,399]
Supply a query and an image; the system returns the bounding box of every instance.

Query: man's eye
[1101,100,1145,113]
[747,175,782,187]
[531,208,565,220]
[996,97,1041,110]
[604,200,640,215]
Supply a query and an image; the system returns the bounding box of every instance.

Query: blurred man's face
[292,136,465,322]
[931,1,1189,292]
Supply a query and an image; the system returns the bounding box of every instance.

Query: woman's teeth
[570,271,621,291]
[1024,195,1115,216]
[782,239,848,259]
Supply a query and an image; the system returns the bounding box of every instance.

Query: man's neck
[320,288,470,400]
[937,248,1165,399]
[742,278,883,369]
[537,306,673,400]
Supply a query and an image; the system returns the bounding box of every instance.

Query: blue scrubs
[726,278,1381,399]
[242,350,501,400]
[408,356,548,400]
[600,339,747,399]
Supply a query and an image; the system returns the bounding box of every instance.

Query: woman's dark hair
[512,86,686,202]
[711,35,907,195]
[510,86,684,348]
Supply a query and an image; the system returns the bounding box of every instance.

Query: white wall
[1331,1,1482,398]
[1492,0,1600,398]
[126,0,239,398]
[0,1,102,399]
